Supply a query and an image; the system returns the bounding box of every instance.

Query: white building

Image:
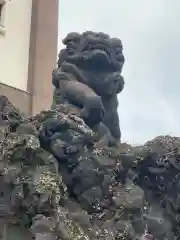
[0,0,59,116]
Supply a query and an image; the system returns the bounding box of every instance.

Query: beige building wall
[0,0,59,117]
[0,0,32,91]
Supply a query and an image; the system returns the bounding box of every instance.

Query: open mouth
[78,43,117,71]
[82,42,112,59]
[78,39,124,71]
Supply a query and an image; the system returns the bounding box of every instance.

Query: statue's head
[58,31,125,73]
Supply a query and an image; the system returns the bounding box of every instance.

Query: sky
[58,0,180,145]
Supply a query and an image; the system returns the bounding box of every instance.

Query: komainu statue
[0,31,179,240]
[52,31,125,145]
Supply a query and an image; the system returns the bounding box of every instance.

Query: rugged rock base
[0,95,179,240]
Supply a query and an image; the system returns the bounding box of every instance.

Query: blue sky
[58,0,180,144]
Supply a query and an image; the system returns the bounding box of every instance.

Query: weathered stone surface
[0,97,179,239]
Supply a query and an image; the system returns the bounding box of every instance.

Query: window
[0,4,2,18]
[0,0,6,35]
[0,1,4,24]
